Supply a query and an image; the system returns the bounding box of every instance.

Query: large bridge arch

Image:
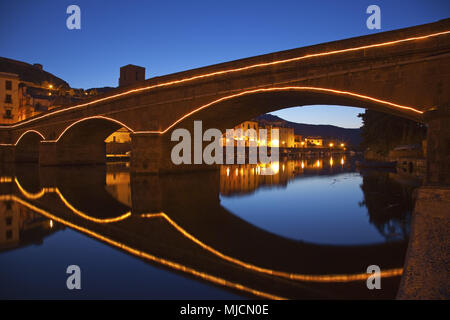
[162,86,425,135]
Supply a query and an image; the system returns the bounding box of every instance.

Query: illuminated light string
[14,177,131,223]
[11,175,403,284]
[140,213,403,283]
[0,130,46,146]
[0,195,284,300]
[0,30,448,130]
[1,87,425,145]
[45,115,136,143]
[135,86,425,135]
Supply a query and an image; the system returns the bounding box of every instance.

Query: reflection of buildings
[220,157,348,196]
[0,199,60,251]
[105,164,131,206]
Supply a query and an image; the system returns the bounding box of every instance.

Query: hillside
[0,57,69,88]
[255,114,361,146]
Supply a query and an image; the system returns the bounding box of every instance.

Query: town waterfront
[0,156,420,299]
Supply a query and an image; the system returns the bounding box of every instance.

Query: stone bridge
[0,19,449,184]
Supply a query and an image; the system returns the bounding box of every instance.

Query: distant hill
[0,57,69,88]
[86,87,115,94]
[255,114,361,146]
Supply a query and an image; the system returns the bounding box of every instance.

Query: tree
[357,110,427,155]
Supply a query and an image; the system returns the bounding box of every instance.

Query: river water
[0,156,421,299]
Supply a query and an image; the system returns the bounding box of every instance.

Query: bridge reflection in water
[0,158,416,299]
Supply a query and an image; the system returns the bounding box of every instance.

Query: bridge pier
[0,145,15,162]
[129,133,164,174]
[39,141,107,166]
[129,133,218,174]
[425,107,450,186]
[398,106,450,299]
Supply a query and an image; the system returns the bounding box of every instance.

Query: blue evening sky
[1,0,448,128]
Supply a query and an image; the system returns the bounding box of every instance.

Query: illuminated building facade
[305,136,323,147]
[0,72,20,124]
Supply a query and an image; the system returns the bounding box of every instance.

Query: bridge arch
[15,130,45,162]
[160,86,425,135]
[54,116,135,143]
[40,116,134,166]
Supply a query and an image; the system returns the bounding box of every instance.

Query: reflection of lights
[14,177,130,223]
[341,157,345,165]
[0,177,12,183]
[226,167,230,177]
[271,162,279,174]
[282,164,285,172]
[301,161,305,169]
[139,212,403,283]
[3,194,404,288]
[330,158,333,166]
[235,168,238,176]
[49,220,53,228]
[3,196,282,300]
[315,160,321,168]
[240,168,244,175]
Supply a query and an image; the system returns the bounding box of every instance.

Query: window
[5,80,12,90]
[5,217,12,226]
[5,94,12,103]
[4,109,12,119]
[6,230,12,240]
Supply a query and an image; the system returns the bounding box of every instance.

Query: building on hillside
[0,72,20,123]
[294,134,305,148]
[105,128,131,154]
[17,85,55,121]
[222,120,259,147]
[0,58,98,124]
[305,136,323,147]
[278,127,295,148]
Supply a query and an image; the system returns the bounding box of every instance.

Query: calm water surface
[0,157,420,299]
